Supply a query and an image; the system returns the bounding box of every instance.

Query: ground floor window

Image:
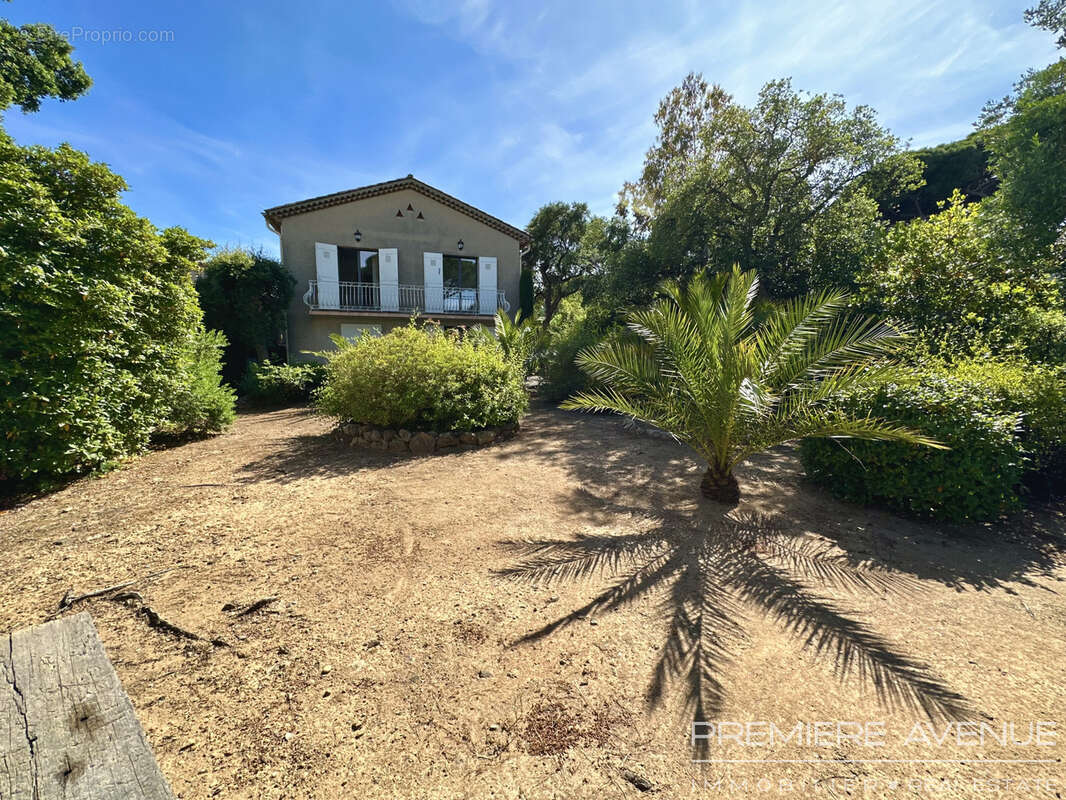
[340,323,382,341]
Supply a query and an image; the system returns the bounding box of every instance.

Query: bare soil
[2,405,1064,799]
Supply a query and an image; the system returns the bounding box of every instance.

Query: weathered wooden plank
[0,613,174,800]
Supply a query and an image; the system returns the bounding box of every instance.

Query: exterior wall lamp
[354,229,362,242]
[457,239,464,251]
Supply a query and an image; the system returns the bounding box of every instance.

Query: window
[337,247,378,284]
[340,323,382,340]
[443,255,477,290]
[443,254,478,312]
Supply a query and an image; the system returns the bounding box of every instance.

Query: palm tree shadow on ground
[496,504,975,759]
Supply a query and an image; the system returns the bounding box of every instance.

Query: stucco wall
[275,188,523,361]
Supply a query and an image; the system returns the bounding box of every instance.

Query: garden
[2,4,1066,799]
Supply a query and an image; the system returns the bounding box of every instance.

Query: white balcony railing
[304,281,510,316]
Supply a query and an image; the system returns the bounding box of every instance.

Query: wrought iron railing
[304,281,509,315]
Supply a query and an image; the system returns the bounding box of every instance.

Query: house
[263,175,531,359]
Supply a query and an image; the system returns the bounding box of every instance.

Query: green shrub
[240,361,327,406]
[1017,308,1066,364]
[949,359,1066,477]
[316,324,528,431]
[856,193,1061,357]
[539,297,610,402]
[195,248,296,384]
[800,373,1025,521]
[800,359,1066,520]
[159,327,236,436]
[0,132,212,482]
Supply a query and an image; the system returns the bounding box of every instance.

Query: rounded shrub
[800,373,1026,522]
[315,324,528,431]
[240,361,327,406]
[801,359,1066,520]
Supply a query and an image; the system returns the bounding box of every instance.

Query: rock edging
[335,421,519,455]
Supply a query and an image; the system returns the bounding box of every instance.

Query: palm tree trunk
[700,466,740,506]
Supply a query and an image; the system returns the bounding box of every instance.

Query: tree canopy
[621,75,920,298]
[0,16,91,112]
[195,248,296,382]
[523,201,597,327]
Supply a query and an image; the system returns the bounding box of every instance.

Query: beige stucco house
[263,175,531,360]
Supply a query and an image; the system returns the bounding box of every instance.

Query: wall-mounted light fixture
[457,239,465,251]
[354,229,362,242]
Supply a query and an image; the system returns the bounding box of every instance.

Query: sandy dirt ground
[2,405,1065,799]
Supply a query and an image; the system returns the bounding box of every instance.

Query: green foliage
[195,248,295,383]
[240,361,327,406]
[621,74,919,298]
[519,267,535,320]
[800,359,1066,520]
[0,17,91,112]
[523,202,595,326]
[876,133,996,222]
[800,374,1025,521]
[316,324,528,431]
[564,267,940,502]
[1020,308,1066,363]
[0,131,212,482]
[159,327,236,436]
[1026,0,1066,48]
[494,310,542,377]
[538,297,608,402]
[857,193,1062,356]
[948,359,1066,476]
[981,57,1066,249]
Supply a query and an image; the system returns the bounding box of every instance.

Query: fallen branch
[222,596,280,616]
[56,567,180,612]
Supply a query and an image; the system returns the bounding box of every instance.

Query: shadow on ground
[494,406,1066,758]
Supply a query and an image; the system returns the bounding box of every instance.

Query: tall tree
[979,25,1066,249]
[1025,0,1066,48]
[195,248,296,382]
[0,12,91,113]
[624,75,920,297]
[523,202,595,328]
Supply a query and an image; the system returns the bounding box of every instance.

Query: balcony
[303,281,510,317]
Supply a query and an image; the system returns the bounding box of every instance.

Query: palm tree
[562,266,944,504]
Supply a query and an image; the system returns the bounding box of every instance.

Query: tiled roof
[263,175,531,244]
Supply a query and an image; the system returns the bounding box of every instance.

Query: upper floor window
[338,247,378,284]
[443,255,477,290]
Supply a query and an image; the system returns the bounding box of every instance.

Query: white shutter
[423,252,443,313]
[379,247,399,311]
[315,242,339,309]
[478,256,498,316]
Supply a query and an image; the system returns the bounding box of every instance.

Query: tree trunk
[700,466,740,506]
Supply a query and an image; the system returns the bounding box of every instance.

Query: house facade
[263,175,531,360]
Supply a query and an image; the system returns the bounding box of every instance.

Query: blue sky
[3,0,1058,256]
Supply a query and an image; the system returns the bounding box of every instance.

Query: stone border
[334,421,520,455]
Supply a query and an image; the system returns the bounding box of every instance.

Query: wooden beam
[1,613,174,799]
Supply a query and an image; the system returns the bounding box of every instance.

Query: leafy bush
[1018,308,1066,364]
[800,359,1066,520]
[538,297,610,402]
[240,361,327,406]
[195,248,295,384]
[159,327,236,436]
[949,359,1066,480]
[857,193,1062,356]
[316,324,528,431]
[0,131,212,482]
